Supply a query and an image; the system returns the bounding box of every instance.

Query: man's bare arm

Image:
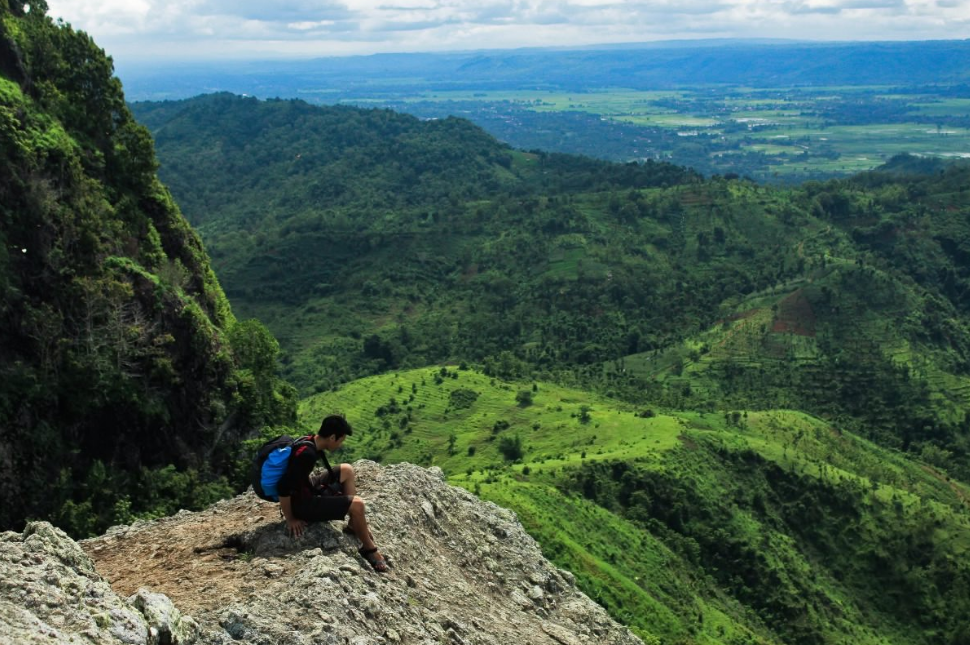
[278,496,306,537]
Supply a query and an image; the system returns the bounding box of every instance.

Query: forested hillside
[0,3,294,536]
[136,94,970,482]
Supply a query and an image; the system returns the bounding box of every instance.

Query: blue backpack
[251,435,314,501]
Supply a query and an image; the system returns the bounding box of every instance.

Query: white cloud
[44,0,970,61]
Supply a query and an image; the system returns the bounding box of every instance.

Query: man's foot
[359,546,389,572]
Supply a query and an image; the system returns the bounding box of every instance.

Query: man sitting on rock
[276,415,388,572]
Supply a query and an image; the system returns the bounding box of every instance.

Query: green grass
[299,367,970,645]
[301,367,681,472]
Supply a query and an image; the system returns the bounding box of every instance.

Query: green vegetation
[301,369,970,645]
[6,10,970,644]
[0,2,294,536]
[136,93,970,480]
[133,93,970,642]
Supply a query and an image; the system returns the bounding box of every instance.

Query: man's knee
[339,463,355,482]
[349,496,365,516]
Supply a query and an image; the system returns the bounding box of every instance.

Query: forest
[0,2,294,536]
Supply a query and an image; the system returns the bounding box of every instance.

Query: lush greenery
[301,368,970,645]
[0,2,294,537]
[127,91,970,641]
[7,13,970,644]
[135,94,970,480]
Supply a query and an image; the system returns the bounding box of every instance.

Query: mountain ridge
[119,40,970,101]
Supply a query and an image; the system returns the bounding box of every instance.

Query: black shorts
[292,470,352,522]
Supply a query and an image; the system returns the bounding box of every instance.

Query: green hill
[301,368,970,645]
[606,167,970,476]
[0,3,293,536]
[135,93,970,480]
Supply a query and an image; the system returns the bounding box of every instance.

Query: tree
[516,389,534,407]
[498,434,523,461]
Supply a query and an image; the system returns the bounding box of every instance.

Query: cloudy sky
[44,0,970,62]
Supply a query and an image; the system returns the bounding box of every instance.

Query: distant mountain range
[119,40,970,101]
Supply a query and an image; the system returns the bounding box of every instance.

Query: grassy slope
[300,368,970,644]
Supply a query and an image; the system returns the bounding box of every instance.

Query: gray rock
[4,462,645,645]
[0,522,150,644]
[130,589,199,644]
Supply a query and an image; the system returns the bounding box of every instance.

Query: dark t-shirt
[276,437,329,500]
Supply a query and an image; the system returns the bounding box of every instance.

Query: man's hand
[286,518,307,538]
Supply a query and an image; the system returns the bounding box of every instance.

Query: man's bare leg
[339,463,356,496]
[338,464,370,538]
[348,496,387,571]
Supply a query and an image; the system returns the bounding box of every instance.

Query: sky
[44,0,970,62]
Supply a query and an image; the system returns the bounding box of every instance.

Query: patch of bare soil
[81,495,296,616]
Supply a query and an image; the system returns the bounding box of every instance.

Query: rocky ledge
[0,461,643,644]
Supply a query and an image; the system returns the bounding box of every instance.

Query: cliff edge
[0,461,643,644]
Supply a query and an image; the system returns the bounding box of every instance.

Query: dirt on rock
[82,494,302,615]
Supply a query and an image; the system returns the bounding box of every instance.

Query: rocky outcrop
[1,462,644,644]
[0,522,200,644]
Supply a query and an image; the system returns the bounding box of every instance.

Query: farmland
[343,86,970,182]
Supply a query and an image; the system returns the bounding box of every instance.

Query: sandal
[359,546,389,572]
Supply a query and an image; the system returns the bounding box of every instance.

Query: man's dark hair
[319,414,353,438]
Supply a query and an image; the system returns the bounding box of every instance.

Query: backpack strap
[321,451,338,485]
[293,435,341,490]
[292,436,338,482]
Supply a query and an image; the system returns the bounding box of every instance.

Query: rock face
[0,462,643,645]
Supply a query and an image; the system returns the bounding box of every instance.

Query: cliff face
[0,1,295,536]
[0,462,643,645]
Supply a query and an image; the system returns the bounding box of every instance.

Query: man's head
[315,414,353,451]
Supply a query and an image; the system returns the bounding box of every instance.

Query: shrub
[492,420,511,434]
[449,388,480,409]
[498,434,523,461]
